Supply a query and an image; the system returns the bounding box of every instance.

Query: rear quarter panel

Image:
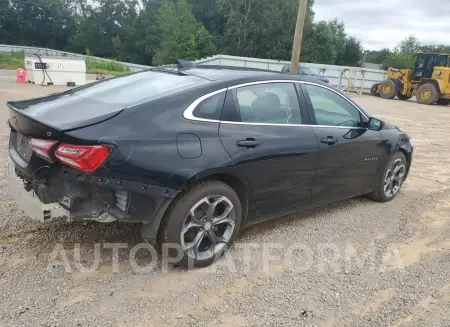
[63,87,236,190]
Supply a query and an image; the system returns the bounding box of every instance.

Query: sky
[313,0,450,50]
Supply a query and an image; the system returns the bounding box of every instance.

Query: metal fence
[1,44,387,92]
[0,44,152,72]
[196,55,387,94]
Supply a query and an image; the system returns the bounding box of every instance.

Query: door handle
[320,136,338,145]
[237,138,261,148]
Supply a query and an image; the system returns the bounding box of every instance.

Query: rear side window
[233,83,302,124]
[66,71,207,106]
[193,92,226,120]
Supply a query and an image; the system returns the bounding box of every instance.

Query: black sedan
[7,65,413,267]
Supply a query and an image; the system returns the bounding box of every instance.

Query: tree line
[0,0,449,69]
[365,35,450,70]
[0,0,364,66]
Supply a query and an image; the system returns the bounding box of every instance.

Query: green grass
[0,51,130,75]
[0,51,25,69]
[85,57,131,76]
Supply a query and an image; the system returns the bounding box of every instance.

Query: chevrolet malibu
[7,65,413,267]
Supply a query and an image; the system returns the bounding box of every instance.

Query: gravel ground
[0,80,449,327]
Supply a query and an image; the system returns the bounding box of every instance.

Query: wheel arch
[141,167,254,245]
[397,147,412,179]
[390,78,402,93]
[181,168,254,227]
[416,78,441,92]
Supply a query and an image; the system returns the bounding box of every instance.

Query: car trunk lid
[7,94,122,167]
[7,94,124,138]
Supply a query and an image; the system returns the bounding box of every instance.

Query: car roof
[181,66,327,85]
[185,67,277,81]
[282,64,304,67]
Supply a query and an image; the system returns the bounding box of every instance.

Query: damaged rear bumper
[8,160,179,228]
[8,161,69,222]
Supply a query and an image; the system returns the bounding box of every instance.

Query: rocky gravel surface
[0,81,449,327]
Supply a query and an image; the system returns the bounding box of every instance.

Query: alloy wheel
[383,158,406,198]
[180,195,235,260]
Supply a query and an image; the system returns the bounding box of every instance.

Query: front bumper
[8,161,69,222]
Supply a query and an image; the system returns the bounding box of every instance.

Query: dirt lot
[0,81,449,327]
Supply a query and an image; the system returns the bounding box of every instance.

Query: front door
[219,82,319,216]
[301,83,383,203]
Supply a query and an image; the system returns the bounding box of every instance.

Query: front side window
[304,84,362,127]
[234,83,302,124]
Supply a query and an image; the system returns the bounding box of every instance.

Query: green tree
[382,53,416,70]
[340,37,363,66]
[218,0,315,59]
[68,0,141,59]
[0,0,76,49]
[152,0,215,65]
[329,19,347,65]
[217,0,259,56]
[382,35,420,70]
[364,48,391,64]
[302,21,339,64]
[188,0,226,37]
[7,0,450,70]
[419,44,450,53]
[252,0,300,60]
[397,35,421,54]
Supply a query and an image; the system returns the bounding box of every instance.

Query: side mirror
[368,117,383,131]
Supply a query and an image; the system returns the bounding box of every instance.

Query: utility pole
[290,0,308,74]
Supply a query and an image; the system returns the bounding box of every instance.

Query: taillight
[55,144,110,173]
[30,138,58,162]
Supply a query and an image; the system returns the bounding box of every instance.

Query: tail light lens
[30,138,58,162]
[55,144,110,173]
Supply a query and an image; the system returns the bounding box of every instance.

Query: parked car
[7,65,412,267]
[281,64,329,83]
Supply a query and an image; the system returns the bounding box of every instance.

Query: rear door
[301,83,383,204]
[219,81,319,216]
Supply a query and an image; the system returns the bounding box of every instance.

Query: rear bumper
[8,161,69,222]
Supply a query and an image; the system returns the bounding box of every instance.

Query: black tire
[378,80,397,99]
[368,152,407,203]
[437,98,450,106]
[397,93,412,101]
[370,83,380,96]
[157,180,242,268]
[416,83,439,105]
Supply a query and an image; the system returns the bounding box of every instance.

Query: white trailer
[24,56,86,86]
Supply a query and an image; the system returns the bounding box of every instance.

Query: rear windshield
[66,71,208,106]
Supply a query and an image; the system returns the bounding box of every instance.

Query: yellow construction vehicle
[371,53,450,105]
